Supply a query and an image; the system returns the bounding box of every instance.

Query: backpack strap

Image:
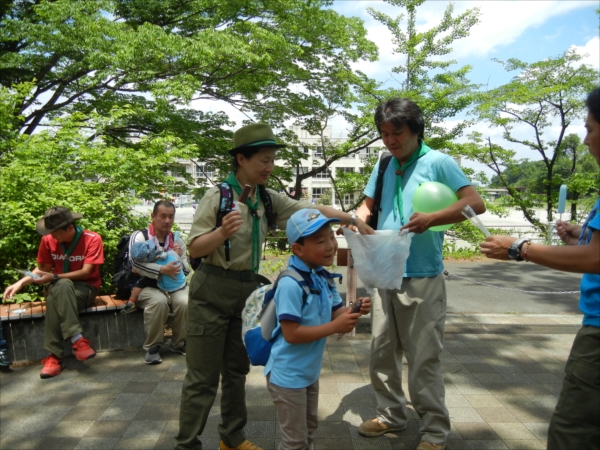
[370,151,393,230]
[318,267,343,287]
[258,185,276,230]
[216,182,235,261]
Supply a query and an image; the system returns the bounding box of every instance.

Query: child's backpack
[242,267,342,366]
[189,183,276,271]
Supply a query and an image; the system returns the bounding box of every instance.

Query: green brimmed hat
[229,124,286,156]
[36,206,82,236]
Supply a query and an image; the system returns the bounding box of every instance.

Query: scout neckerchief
[225,172,261,273]
[393,141,430,223]
[59,225,83,273]
[148,223,174,250]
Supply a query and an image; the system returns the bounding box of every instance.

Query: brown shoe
[416,441,444,450]
[358,417,406,437]
[219,440,263,450]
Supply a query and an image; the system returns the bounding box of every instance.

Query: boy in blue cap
[265,208,371,450]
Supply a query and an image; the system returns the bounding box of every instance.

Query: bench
[1,296,146,363]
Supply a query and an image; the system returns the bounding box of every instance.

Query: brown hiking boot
[358,417,406,437]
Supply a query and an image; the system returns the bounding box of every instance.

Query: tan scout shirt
[188,187,313,271]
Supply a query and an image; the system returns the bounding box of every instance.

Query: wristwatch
[508,238,530,261]
[350,213,357,227]
[53,273,59,283]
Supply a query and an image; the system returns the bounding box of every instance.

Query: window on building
[313,146,323,158]
[294,166,309,175]
[313,168,330,179]
[343,193,355,206]
[312,187,329,199]
[195,165,214,179]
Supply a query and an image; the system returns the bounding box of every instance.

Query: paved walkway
[0,313,581,450]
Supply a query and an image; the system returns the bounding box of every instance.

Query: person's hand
[172,244,184,257]
[479,235,517,260]
[357,297,371,315]
[401,212,434,234]
[556,220,581,246]
[355,217,375,235]
[160,260,181,278]
[336,225,357,236]
[220,210,243,238]
[332,309,360,334]
[3,281,24,301]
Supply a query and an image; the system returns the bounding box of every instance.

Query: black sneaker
[0,348,11,367]
[170,343,186,356]
[144,345,162,365]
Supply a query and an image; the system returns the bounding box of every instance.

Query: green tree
[0,0,379,291]
[466,49,597,233]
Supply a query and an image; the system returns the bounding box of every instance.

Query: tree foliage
[465,49,598,232]
[0,0,379,293]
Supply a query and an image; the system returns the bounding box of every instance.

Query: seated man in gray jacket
[129,200,189,364]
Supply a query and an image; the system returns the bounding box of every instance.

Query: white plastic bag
[342,228,413,294]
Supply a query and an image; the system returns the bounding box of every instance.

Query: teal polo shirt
[364,144,471,277]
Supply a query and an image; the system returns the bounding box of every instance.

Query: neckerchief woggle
[225,172,262,273]
[59,225,83,273]
[393,141,430,223]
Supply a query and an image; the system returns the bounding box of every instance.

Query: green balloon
[413,181,458,232]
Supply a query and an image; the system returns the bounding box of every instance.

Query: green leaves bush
[0,97,194,297]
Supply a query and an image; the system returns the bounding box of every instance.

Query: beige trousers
[137,286,188,350]
[370,274,450,446]
[267,378,319,450]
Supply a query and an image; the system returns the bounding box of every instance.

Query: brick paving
[0,313,582,450]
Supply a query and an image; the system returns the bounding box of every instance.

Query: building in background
[168,126,460,210]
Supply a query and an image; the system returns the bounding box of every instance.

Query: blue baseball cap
[286,209,341,245]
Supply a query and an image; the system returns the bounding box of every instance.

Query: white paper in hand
[342,228,413,294]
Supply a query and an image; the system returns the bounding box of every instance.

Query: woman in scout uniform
[175,124,373,450]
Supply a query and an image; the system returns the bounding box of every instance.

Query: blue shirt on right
[364,143,471,277]
[580,197,600,327]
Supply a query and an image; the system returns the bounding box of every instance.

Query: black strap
[370,151,393,230]
[216,183,235,261]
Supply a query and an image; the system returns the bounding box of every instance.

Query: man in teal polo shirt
[354,98,485,450]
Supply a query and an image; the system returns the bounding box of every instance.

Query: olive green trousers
[44,279,96,358]
[547,325,600,450]
[174,269,257,450]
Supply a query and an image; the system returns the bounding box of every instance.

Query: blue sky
[323,0,600,176]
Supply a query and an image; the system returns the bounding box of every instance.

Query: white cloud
[570,36,600,69]
[341,0,595,79]
[450,1,593,58]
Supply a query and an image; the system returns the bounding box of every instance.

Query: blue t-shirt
[265,255,344,389]
[364,144,471,277]
[580,197,600,327]
[156,250,186,293]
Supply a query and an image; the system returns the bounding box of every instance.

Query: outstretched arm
[480,231,600,274]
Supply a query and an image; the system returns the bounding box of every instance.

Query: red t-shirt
[37,229,105,289]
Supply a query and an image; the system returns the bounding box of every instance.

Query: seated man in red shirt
[3,207,104,378]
